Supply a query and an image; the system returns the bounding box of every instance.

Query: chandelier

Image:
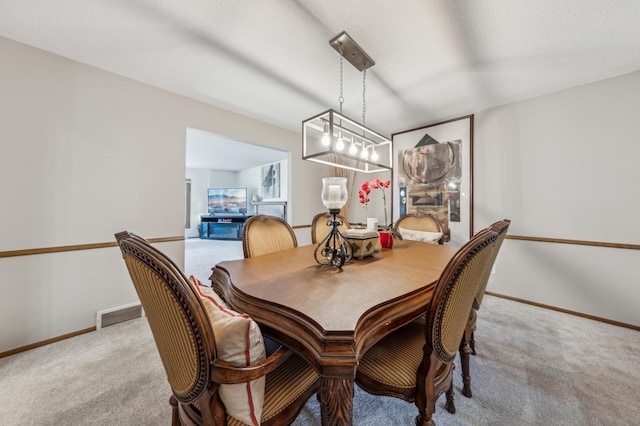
[302,31,392,173]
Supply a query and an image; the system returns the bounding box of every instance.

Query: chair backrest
[242,214,298,258]
[311,212,351,244]
[474,219,511,309]
[115,231,215,405]
[394,213,445,244]
[426,228,498,363]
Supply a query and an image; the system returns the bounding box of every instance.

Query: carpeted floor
[1,239,639,425]
[184,238,245,284]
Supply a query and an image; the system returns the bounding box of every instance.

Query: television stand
[199,215,251,240]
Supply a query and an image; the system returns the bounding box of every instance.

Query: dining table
[209,239,458,426]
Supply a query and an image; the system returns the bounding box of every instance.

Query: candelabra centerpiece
[314,177,353,269]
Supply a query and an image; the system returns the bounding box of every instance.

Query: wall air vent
[96,302,143,330]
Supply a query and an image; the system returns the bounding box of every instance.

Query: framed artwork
[392,115,473,246]
[261,162,281,199]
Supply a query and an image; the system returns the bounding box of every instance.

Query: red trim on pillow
[246,382,258,425]
[190,275,260,426]
[196,286,237,316]
[245,321,259,426]
[190,276,240,317]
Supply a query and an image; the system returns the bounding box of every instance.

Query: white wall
[343,170,393,226]
[237,158,289,203]
[0,37,326,352]
[474,71,640,326]
[237,167,262,205]
[208,170,238,189]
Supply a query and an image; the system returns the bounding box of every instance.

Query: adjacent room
[1,1,639,425]
[184,128,289,282]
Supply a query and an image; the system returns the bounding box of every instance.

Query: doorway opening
[184,127,289,281]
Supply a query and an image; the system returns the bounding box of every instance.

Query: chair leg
[169,395,180,426]
[415,385,437,426]
[445,381,456,414]
[459,318,473,398]
[469,309,478,356]
[416,378,456,425]
[414,414,435,426]
[460,345,473,397]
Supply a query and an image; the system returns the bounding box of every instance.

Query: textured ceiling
[2,0,639,169]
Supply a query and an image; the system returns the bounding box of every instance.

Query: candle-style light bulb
[360,146,368,159]
[370,147,379,161]
[336,134,345,151]
[349,140,358,155]
[321,122,330,147]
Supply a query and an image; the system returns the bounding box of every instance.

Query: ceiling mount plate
[329,31,375,72]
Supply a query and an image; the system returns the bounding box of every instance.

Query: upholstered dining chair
[242,214,297,258]
[311,211,351,244]
[355,228,498,426]
[394,213,447,244]
[459,219,511,398]
[115,231,319,426]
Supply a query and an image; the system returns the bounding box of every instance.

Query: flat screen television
[207,188,248,215]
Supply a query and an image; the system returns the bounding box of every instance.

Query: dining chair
[459,219,511,397]
[115,231,319,426]
[355,228,498,426]
[311,211,351,244]
[394,213,447,244]
[242,214,297,258]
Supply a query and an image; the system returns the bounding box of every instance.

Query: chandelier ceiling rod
[329,31,375,72]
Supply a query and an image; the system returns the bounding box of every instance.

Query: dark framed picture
[392,115,473,246]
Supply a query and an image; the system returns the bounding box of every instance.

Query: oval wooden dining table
[210,240,458,426]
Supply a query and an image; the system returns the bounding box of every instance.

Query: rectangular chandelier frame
[302,109,393,173]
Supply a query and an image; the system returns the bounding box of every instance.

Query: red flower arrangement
[358,178,402,240]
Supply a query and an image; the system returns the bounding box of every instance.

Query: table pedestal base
[318,377,354,426]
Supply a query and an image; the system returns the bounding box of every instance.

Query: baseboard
[4,293,635,359]
[1,303,145,359]
[0,327,95,359]
[484,291,640,332]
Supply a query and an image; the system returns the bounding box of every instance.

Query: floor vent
[96,303,143,330]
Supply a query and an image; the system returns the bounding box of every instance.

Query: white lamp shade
[321,177,348,210]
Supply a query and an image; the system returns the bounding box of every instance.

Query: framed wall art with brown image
[392,115,473,246]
